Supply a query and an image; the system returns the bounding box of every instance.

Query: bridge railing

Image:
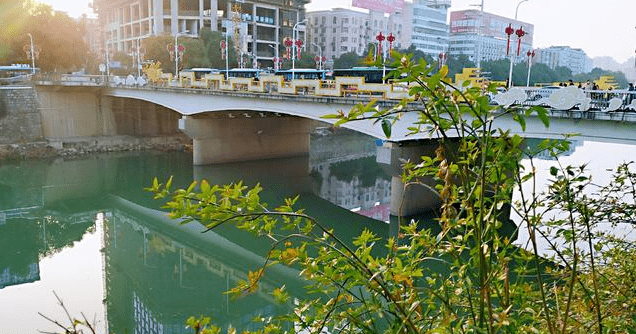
[33,73,636,112]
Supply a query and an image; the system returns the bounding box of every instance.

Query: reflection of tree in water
[329,156,390,187]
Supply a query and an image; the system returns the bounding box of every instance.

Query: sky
[39,0,636,63]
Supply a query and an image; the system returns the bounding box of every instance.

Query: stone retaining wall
[0,86,43,144]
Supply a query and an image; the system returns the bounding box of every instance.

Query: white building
[536,46,591,75]
[410,0,450,56]
[449,9,534,65]
[306,8,409,68]
[94,0,308,69]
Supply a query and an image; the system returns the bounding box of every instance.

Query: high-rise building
[93,0,308,69]
[536,46,591,75]
[410,0,450,56]
[449,9,534,65]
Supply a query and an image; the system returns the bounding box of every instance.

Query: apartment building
[449,9,534,65]
[306,8,408,68]
[93,0,308,68]
[410,0,450,56]
[536,46,591,75]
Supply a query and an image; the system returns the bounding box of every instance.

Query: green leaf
[550,166,558,176]
[381,119,392,138]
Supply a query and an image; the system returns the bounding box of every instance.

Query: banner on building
[352,0,405,13]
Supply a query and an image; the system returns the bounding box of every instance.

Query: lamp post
[526,49,535,87]
[268,43,279,70]
[174,30,190,81]
[105,39,113,82]
[507,0,529,88]
[27,33,36,74]
[292,18,307,80]
[312,43,322,70]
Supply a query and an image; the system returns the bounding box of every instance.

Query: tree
[0,1,89,73]
[333,51,362,69]
[149,53,636,334]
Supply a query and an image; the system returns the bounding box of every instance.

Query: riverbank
[0,135,191,162]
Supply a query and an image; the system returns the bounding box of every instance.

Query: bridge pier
[179,113,312,165]
[377,140,446,217]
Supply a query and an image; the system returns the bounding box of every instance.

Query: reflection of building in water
[0,264,39,289]
[105,203,297,333]
[310,128,391,221]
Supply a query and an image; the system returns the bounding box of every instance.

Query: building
[306,8,409,68]
[410,0,450,56]
[93,0,309,69]
[449,9,534,65]
[536,46,591,75]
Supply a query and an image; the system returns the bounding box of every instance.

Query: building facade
[306,8,409,68]
[410,0,450,56]
[449,9,534,65]
[536,46,591,75]
[93,0,308,69]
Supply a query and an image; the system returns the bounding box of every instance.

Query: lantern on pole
[526,49,535,87]
[295,38,303,60]
[375,32,385,61]
[387,33,395,56]
[505,24,514,56]
[220,40,226,60]
[284,37,293,60]
[515,26,525,56]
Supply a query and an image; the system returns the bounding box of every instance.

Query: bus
[274,69,328,81]
[332,66,396,84]
[0,64,38,84]
[182,68,220,80]
[225,68,263,80]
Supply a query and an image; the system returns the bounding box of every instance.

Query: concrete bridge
[28,82,636,216]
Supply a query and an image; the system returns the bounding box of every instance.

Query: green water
[0,133,397,333]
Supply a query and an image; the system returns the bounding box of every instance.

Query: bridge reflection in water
[0,129,412,333]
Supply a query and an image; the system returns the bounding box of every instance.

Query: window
[333,17,337,24]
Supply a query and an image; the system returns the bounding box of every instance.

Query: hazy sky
[40,0,636,63]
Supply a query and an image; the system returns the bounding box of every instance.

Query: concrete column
[179,115,311,165]
[209,0,218,31]
[377,140,444,217]
[171,0,178,34]
[152,0,163,34]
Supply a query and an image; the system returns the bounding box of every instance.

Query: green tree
[333,51,362,69]
[149,53,636,334]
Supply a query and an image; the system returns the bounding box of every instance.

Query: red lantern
[295,39,303,60]
[515,26,525,56]
[387,33,395,55]
[376,32,385,59]
[505,24,514,56]
[284,37,293,59]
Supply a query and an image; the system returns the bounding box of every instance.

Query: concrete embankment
[0,84,191,161]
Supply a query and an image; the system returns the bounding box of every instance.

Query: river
[1,130,635,333]
[0,128,401,333]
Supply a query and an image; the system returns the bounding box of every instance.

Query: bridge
[29,78,636,216]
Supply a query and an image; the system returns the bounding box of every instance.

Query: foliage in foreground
[148,53,636,334]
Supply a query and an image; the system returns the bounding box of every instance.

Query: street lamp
[268,43,279,70]
[507,0,529,88]
[27,33,36,74]
[174,30,190,81]
[292,18,307,80]
[526,49,535,87]
[312,43,322,70]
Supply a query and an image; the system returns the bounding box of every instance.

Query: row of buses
[164,67,411,99]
